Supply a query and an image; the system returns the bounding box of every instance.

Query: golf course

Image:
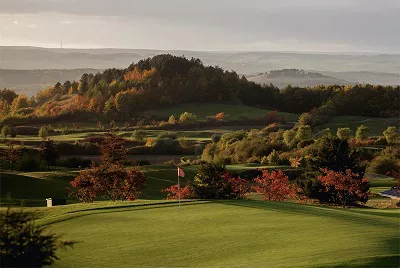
[28,200,398,268]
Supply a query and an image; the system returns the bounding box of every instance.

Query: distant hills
[247,69,355,88]
[0,46,399,95]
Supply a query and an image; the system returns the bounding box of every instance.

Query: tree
[70,165,147,202]
[39,138,59,169]
[383,126,398,144]
[337,127,352,140]
[168,115,177,124]
[38,126,49,139]
[298,112,313,126]
[179,112,197,123]
[252,170,297,201]
[355,125,370,142]
[10,95,29,113]
[318,168,369,208]
[0,208,75,267]
[266,149,280,165]
[320,128,332,138]
[310,136,365,176]
[191,162,248,199]
[283,129,297,147]
[100,133,127,166]
[296,125,312,141]
[1,125,12,138]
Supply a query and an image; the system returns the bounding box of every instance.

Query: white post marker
[177,167,185,212]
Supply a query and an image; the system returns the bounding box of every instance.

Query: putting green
[46,200,399,268]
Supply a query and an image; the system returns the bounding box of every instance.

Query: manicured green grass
[322,117,398,136]
[39,200,400,268]
[147,103,300,121]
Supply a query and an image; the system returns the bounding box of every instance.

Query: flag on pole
[178,167,185,177]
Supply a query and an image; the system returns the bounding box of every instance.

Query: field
[147,103,300,121]
[21,200,398,268]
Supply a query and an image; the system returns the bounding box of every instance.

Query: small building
[46,198,67,207]
[379,187,400,208]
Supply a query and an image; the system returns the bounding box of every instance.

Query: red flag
[178,167,185,177]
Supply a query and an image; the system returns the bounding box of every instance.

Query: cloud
[0,0,399,52]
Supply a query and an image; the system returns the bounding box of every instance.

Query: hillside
[247,69,355,88]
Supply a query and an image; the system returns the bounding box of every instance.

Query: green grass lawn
[34,200,400,268]
[147,103,300,121]
[322,117,398,136]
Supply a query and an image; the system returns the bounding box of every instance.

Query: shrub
[383,126,399,144]
[1,125,12,138]
[168,115,177,124]
[153,138,181,154]
[132,130,146,141]
[162,184,195,200]
[367,157,400,175]
[283,129,297,147]
[266,149,280,165]
[0,208,75,267]
[296,125,312,141]
[38,126,50,139]
[337,127,352,140]
[157,131,178,140]
[355,125,370,142]
[179,112,197,123]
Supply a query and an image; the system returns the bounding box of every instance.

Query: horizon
[2,45,399,56]
[1,0,399,53]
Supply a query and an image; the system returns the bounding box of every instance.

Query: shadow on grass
[315,255,399,268]
[212,200,399,228]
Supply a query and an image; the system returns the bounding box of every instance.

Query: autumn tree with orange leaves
[252,170,297,201]
[318,168,369,208]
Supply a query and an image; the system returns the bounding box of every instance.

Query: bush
[157,131,178,140]
[355,125,370,142]
[383,126,399,144]
[38,126,50,139]
[152,138,181,154]
[337,127,352,140]
[132,130,146,141]
[0,208,75,267]
[266,149,280,165]
[16,153,42,171]
[179,112,197,123]
[367,157,400,175]
[1,125,13,138]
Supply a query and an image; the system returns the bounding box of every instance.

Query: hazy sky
[0,0,399,53]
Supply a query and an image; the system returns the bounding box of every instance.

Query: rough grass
[37,200,400,268]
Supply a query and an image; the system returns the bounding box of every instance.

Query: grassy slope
[147,103,300,121]
[39,200,400,268]
[322,116,398,136]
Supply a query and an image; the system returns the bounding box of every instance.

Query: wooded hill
[0,54,399,125]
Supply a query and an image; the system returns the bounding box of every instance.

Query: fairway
[45,201,400,268]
